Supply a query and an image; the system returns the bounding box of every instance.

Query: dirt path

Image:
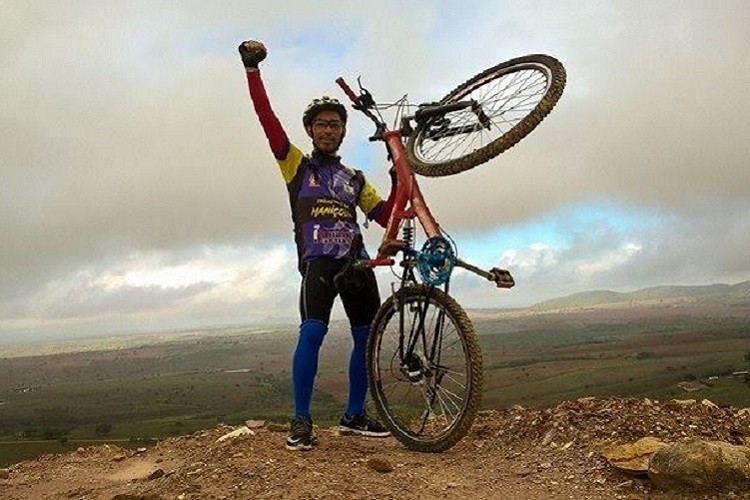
[2,397,748,499]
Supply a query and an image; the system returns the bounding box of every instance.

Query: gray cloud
[422,1,750,225]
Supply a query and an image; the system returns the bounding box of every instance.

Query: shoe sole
[338,426,390,438]
[286,441,313,451]
[286,432,317,451]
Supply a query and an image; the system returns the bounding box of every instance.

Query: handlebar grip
[335,77,359,103]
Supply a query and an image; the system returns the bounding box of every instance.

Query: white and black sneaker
[286,416,313,451]
[339,412,390,437]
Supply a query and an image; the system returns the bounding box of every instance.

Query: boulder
[648,439,750,492]
[601,436,668,474]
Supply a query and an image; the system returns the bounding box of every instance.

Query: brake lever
[355,77,376,109]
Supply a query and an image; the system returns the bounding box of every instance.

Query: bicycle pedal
[490,268,515,288]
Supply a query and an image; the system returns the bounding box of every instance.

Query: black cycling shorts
[299,257,380,328]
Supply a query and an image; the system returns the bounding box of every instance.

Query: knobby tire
[406,54,566,177]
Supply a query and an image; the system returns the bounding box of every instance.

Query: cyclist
[238,40,395,451]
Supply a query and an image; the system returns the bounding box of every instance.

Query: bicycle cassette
[417,236,456,286]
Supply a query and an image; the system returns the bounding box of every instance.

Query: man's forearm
[245,69,290,160]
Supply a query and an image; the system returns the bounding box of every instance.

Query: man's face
[307,110,345,154]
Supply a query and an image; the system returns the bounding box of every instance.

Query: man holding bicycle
[239,40,394,451]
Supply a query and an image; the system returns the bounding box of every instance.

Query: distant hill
[532,280,750,311]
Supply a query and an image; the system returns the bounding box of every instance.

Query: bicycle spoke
[435,384,464,413]
[412,65,552,165]
[442,370,469,385]
[423,386,457,432]
[435,388,459,422]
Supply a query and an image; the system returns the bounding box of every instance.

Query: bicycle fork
[395,282,448,431]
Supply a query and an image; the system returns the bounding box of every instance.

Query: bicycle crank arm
[455,258,515,289]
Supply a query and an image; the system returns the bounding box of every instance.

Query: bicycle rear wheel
[406,54,566,177]
[367,284,482,452]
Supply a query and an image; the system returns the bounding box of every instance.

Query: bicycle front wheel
[406,54,566,177]
[367,284,482,452]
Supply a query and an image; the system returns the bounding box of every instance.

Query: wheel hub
[401,352,432,383]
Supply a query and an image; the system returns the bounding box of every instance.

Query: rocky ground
[1,397,749,500]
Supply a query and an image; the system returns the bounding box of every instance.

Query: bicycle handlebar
[335,76,387,138]
[335,77,359,104]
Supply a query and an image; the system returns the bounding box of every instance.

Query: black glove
[238,40,267,69]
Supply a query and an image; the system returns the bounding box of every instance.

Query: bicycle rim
[368,285,482,452]
[406,54,566,177]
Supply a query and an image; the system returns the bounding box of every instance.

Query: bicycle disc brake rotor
[417,236,456,286]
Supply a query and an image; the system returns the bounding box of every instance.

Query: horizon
[2,277,746,349]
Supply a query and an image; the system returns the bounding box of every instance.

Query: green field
[476,303,750,407]
[1,298,749,467]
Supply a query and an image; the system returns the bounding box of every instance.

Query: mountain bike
[335,54,566,452]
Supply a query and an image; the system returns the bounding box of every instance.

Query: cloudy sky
[2,1,749,342]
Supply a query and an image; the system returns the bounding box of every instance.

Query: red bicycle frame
[375,128,441,265]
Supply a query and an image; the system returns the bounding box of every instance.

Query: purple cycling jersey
[287,150,383,268]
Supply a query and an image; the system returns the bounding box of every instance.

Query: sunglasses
[311,119,344,132]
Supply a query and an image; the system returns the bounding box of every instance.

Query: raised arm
[239,41,290,161]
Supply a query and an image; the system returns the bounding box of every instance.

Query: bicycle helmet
[302,96,348,128]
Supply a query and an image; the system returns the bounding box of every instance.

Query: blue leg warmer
[346,324,370,417]
[292,319,327,420]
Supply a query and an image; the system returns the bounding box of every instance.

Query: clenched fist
[238,40,267,69]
